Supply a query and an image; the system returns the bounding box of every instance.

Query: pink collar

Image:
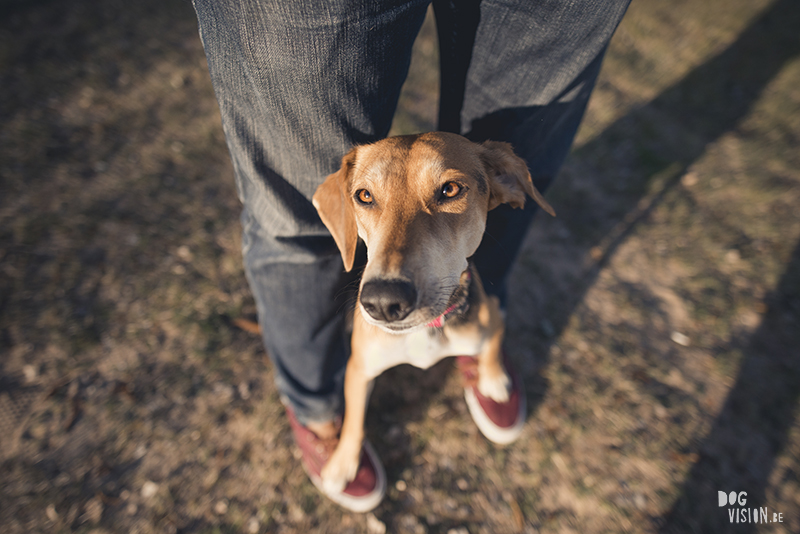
[425,270,472,328]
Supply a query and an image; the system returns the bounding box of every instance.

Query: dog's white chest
[361,327,483,379]
[404,329,446,369]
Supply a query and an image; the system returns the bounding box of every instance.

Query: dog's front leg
[476,294,511,402]
[321,354,372,493]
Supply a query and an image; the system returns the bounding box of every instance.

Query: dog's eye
[355,189,373,205]
[441,182,462,199]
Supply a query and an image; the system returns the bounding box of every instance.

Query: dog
[312,131,555,493]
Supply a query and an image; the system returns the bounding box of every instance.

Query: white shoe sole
[464,386,526,445]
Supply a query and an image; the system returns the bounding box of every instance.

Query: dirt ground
[1,0,799,532]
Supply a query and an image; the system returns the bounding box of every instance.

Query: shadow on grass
[554,0,800,283]
[516,0,800,531]
[0,0,203,351]
[659,241,800,531]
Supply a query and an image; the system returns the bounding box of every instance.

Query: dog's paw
[320,446,360,494]
[477,370,511,403]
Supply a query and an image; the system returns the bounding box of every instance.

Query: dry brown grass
[1,0,798,532]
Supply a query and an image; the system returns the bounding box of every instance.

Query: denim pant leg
[192,0,429,424]
[435,0,631,303]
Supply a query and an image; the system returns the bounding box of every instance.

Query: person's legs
[192,0,429,426]
[435,0,631,303]
[434,0,630,442]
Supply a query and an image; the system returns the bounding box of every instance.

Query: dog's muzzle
[360,279,417,323]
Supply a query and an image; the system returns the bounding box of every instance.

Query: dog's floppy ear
[312,148,359,272]
[480,141,556,216]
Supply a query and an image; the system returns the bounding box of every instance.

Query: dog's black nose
[360,279,417,323]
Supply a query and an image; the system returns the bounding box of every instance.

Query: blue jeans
[192,0,629,425]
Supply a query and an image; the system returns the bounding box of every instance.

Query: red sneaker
[456,353,526,444]
[286,408,386,512]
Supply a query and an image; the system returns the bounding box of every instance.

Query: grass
[1,0,799,533]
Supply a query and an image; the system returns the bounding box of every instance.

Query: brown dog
[312,132,554,494]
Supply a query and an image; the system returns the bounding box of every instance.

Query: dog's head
[313,132,554,333]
